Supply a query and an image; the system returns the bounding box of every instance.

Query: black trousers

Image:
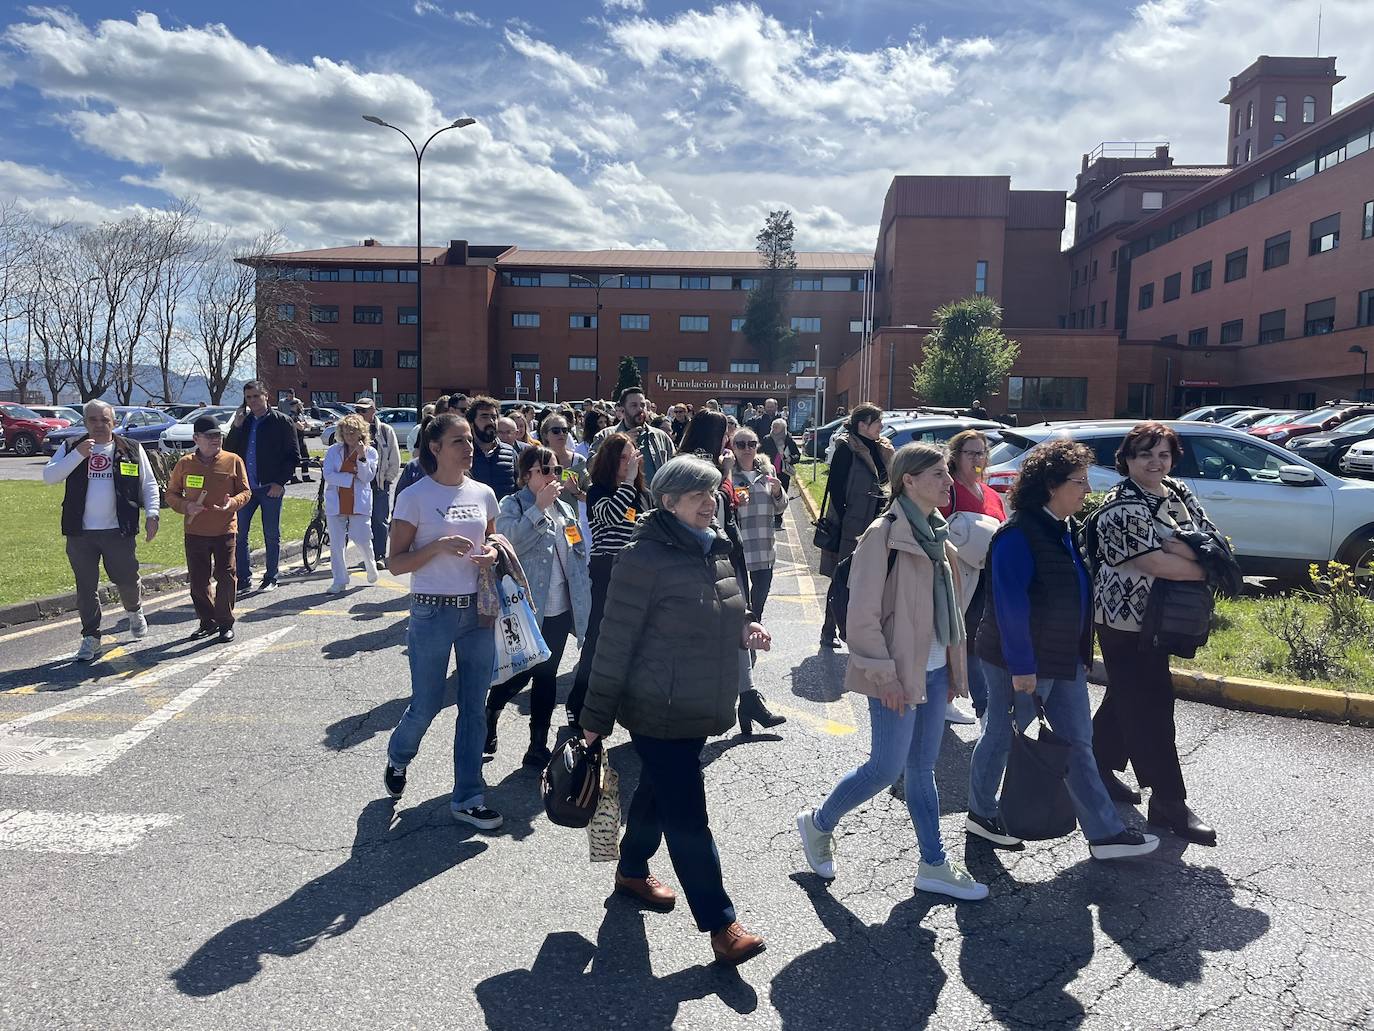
[568,554,614,724]
[749,567,775,620]
[619,734,736,934]
[1093,624,1188,800]
[489,609,574,745]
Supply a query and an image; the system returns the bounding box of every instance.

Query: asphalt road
[0,493,1371,1030]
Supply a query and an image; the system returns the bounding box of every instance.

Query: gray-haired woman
[581,455,772,966]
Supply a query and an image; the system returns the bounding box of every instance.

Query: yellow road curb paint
[765,700,856,736]
[303,608,352,616]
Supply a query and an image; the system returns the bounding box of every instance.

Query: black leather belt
[411,593,475,608]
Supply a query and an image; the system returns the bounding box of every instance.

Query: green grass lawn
[795,458,829,512]
[1187,594,1374,695]
[0,481,314,607]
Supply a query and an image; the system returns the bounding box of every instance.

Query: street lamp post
[1350,345,1369,400]
[363,114,477,423]
[568,272,625,401]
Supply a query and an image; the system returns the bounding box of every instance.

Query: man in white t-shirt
[43,399,161,662]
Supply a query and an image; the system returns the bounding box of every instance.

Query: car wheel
[1337,532,1374,598]
[10,432,37,457]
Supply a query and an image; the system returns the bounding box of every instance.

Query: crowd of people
[42,386,1223,966]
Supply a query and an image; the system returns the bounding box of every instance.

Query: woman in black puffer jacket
[580,455,773,967]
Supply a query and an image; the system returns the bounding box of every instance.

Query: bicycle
[300,475,329,573]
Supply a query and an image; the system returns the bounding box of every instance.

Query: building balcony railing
[1085,141,1170,163]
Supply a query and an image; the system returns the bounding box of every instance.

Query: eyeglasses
[545,426,568,436]
[733,440,758,448]
[538,465,564,476]
[961,450,988,459]
[1066,477,1090,488]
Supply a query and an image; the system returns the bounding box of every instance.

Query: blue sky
[1,0,1369,253]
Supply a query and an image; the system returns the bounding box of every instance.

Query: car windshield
[1251,412,1297,428]
[6,404,42,419]
[1291,407,1342,426]
[1336,414,1374,435]
[178,406,234,423]
[989,433,1034,465]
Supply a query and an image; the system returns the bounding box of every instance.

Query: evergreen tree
[743,210,799,372]
[912,295,1020,407]
[612,354,642,401]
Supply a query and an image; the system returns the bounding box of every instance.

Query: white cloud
[502,28,607,90]
[0,159,70,193]
[603,0,645,11]
[413,2,492,29]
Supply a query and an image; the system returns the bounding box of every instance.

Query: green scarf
[896,494,966,648]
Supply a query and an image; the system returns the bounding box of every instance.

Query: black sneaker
[966,812,1025,850]
[383,763,407,799]
[258,579,278,593]
[522,743,553,768]
[1089,828,1161,860]
[451,804,503,830]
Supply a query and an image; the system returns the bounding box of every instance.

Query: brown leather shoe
[614,871,677,912]
[710,921,766,965]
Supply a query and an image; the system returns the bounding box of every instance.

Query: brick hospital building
[254,54,1374,423]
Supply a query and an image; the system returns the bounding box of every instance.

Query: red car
[1249,402,1374,447]
[0,401,66,457]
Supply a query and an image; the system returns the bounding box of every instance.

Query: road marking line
[765,700,856,736]
[303,608,351,616]
[0,588,194,643]
[0,809,178,855]
[0,626,292,756]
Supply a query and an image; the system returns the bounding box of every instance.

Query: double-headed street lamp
[568,272,625,401]
[363,114,477,423]
[1350,345,1369,400]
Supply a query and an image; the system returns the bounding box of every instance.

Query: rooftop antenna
[1316,4,1322,55]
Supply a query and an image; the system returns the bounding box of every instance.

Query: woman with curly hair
[964,439,1160,861]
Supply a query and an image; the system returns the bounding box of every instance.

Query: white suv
[985,420,1374,580]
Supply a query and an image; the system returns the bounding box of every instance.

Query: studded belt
[411,592,474,608]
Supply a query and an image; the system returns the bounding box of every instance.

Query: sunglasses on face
[538,465,563,476]
[733,440,758,448]
[545,426,568,435]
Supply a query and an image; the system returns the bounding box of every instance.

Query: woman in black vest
[965,440,1160,861]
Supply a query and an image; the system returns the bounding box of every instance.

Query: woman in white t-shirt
[486,446,593,767]
[382,413,504,831]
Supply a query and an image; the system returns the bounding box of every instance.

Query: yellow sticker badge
[563,524,583,546]
[624,507,637,523]
[186,474,205,489]
[119,461,139,477]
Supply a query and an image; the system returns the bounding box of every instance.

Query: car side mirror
[1279,465,1319,486]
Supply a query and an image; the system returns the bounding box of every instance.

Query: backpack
[825,513,898,641]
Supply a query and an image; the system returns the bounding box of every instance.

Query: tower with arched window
[1221,56,1343,165]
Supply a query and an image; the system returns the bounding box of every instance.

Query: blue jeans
[619,734,736,933]
[815,666,950,867]
[965,645,989,716]
[968,659,1124,842]
[371,481,392,560]
[235,487,283,586]
[387,601,496,810]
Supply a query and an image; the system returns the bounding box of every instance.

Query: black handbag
[1000,699,1077,841]
[540,737,603,828]
[813,478,842,552]
[1139,578,1213,658]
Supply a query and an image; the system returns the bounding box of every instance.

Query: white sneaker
[366,567,379,584]
[1089,829,1161,860]
[796,808,836,879]
[944,700,976,725]
[128,609,148,639]
[327,582,346,594]
[75,636,100,663]
[915,859,989,901]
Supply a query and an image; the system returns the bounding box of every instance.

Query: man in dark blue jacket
[225,379,299,592]
[466,395,518,499]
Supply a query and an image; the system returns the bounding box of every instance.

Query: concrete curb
[794,479,1371,728]
[0,540,305,629]
[797,470,822,523]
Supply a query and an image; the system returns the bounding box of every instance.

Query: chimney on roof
[1154,145,1169,161]
[363,238,379,247]
[447,239,469,266]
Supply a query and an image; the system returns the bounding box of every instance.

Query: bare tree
[145,202,209,402]
[188,231,320,404]
[0,201,37,399]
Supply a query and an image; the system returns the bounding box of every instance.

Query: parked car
[321,406,418,447]
[983,420,1374,580]
[44,406,178,454]
[1249,402,1374,447]
[153,402,204,420]
[803,416,847,459]
[1286,414,1374,472]
[1216,408,1298,429]
[1179,404,1265,423]
[882,416,1004,449]
[1339,438,1374,480]
[159,406,237,455]
[26,405,82,427]
[0,401,66,457]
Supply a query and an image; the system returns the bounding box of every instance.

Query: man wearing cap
[353,397,401,566]
[43,399,160,662]
[166,416,252,641]
[225,379,299,592]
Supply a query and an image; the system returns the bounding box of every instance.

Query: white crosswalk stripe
[0,808,179,855]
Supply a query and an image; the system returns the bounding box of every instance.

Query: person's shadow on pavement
[771,873,945,1029]
[474,894,758,1030]
[169,797,487,997]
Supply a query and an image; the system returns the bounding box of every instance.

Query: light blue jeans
[815,666,950,867]
[387,601,496,810]
[967,660,1124,842]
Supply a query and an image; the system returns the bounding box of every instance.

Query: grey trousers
[65,529,141,638]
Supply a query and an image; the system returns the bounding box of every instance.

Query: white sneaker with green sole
[915,859,989,901]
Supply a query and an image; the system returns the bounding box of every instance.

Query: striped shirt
[588,482,649,559]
